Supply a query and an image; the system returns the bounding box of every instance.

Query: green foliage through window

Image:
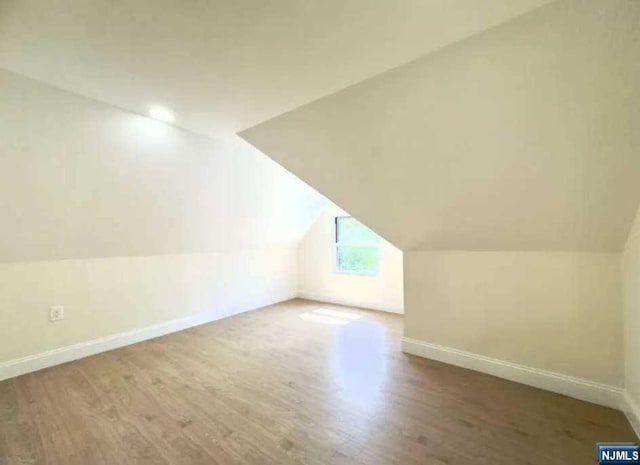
[335,217,380,275]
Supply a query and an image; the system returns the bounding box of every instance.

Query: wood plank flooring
[0,299,636,464]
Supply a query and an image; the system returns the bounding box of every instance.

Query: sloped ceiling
[0,0,551,137]
[0,70,325,263]
[241,1,640,252]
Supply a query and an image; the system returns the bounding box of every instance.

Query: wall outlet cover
[50,305,64,322]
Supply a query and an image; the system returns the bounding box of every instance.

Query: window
[334,216,380,276]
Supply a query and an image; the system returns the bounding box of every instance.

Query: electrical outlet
[50,305,64,322]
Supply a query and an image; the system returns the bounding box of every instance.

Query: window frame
[333,215,380,277]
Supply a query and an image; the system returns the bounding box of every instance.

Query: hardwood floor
[0,299,635,465]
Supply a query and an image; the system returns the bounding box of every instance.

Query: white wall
[622,205,640,432]
[0,69,324,371]
[298,204,403,313]
[405,251,623,387]
[0,248,297,367]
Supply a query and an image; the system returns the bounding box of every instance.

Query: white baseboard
[402,337,624,410]
[0,291,297,383]
[624,391,640,439]
[297,290,403,314]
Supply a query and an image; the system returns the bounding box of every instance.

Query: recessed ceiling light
[148,105,175,123]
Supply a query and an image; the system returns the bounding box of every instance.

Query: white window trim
[333,216,380,277]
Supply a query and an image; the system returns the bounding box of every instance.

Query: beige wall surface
[0,248,297,364]
[297,204,403,313]
[405,251,623,386]
[242,1,640,253]
[240,1,639,393]
[1,2,637,409]
[0,69,323,365]
[622,206,640,408]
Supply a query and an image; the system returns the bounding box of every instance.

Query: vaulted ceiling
[241,1,640,252]
[0,69,325,263]
[2,0,638,255]
[0,0,551,137]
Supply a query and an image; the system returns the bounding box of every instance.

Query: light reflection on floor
[299,308,388,413]
[298,308,363,325]
[333,318,387,409]
[299,308,387,414]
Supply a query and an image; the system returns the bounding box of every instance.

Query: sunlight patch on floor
[298,308,363,325]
